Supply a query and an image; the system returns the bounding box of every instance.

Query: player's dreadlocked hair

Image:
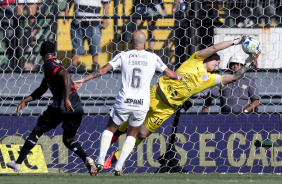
[40,41,56,56]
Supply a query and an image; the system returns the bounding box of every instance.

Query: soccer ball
[242,36,261,54]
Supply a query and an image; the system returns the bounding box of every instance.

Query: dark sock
[65,140,87,163]
[16,131,40,164]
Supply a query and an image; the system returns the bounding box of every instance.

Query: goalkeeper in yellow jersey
[103,35,261,170]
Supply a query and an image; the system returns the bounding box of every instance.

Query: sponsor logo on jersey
[201,72,209,81]
[124,98,144,105]
[181,73,197,92]
[129,53,148,59]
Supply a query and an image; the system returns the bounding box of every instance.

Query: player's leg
[70,25,85,67]
[97,117,119,167]
[111,120,129,144]
[96,107,127,175]
[17,2,24,16]
[7,107,60,172]
[62,95,96,175]
[87,26,101,70]
[113,110,146,175]
[27,1,39,39]
[6,126,44,172]
[147,21,156,51]
[104,84,176,169]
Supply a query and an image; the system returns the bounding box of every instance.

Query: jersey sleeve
[155,55,167,72]
[30,78,48,100]
[45,61,64,76]
[208,74,224,87]
[108,53,122,70]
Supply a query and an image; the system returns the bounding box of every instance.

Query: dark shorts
[37,94,84,138]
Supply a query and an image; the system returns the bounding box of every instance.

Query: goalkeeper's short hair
[40,41,56,56]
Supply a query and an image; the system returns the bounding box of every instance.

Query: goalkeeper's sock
[113,135,143,161]
[115,136,136,171]
[16,131,41,164]
[118,121,129,132]
[98,130,113,165]
[135,136,143,147]
[111,128,127,144]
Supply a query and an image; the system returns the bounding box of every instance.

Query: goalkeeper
[103,35,261,170]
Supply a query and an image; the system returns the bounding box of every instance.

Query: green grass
[1,173,282,184]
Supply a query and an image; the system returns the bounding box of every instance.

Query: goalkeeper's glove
[232,35,247,45]
[245,54,256,68]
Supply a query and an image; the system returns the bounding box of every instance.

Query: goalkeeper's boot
[95,164,103,176]
[7,161,21,172]
[85,157,97,176]
[111,129,127,144]
[103,151,118,170]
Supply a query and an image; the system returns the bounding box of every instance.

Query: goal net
[0,0,282,174]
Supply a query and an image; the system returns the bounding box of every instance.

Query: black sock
[16,131,40,164]
[64,140,87,163]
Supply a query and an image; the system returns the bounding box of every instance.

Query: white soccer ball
[242,36,261,54]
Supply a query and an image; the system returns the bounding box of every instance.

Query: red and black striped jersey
[43,56,77,100]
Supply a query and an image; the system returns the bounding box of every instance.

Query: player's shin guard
[64,139,87,163]
[98,130,113,165]
[115,136,136,171]
[16,130,42,164]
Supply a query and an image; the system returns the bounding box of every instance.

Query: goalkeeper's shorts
[144,84,176,133]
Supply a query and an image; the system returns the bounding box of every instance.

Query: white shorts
[18,0,39,4]
[110,107,147,127]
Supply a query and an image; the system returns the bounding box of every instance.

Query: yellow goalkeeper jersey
[159,51,224,106]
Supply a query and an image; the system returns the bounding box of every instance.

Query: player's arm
[244,79,260,112]
[244,99,260,113]
[102,1,110,28]
[163,68,182,80]
[74,63,113,91]
[172,0,180,12]
[222,55,258,85]
[17,78,48,116]
[63,0,73,24]
[57,69,75,112]
[197,36,247,59]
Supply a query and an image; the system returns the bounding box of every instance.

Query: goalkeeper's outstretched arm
[197,36,247,59]
[221,55,257,85]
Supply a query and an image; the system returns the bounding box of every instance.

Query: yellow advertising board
[0,144,48,173]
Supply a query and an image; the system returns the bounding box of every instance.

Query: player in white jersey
[74,31,182,176]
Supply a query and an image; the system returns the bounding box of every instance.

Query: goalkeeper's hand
[232,35,247,45]
[245,48,261,68]
[245,54,257,68]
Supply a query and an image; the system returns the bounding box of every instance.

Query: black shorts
[37,94,84,138]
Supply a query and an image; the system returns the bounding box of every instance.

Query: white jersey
[109,50,168,111]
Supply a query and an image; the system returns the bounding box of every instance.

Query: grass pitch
[1,173,282,184]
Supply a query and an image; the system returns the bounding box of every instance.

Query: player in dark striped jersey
[6,41,97,176]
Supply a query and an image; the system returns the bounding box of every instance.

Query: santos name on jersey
[109,50,167,111]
